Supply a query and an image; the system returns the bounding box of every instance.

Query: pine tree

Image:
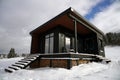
[7,48,17,58]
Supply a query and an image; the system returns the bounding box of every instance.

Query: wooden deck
[5,53,111,73]
[30,53,111,69]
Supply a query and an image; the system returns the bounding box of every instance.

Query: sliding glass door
[65,37,71,52]
[45,33,54,53]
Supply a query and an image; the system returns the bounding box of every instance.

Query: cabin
[5,8,111,73]
[29,7,105,69]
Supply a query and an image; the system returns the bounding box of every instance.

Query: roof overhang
[30,7,104,36]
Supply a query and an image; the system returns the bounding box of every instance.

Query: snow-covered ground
[0,46,120,80]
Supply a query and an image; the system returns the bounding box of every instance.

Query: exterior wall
[51,59,68,68]
[78,60,89,64]
[31,34,39,54]
[38,59,68,68]
[39,59,50,67]
[71,60,90,67]
[30,59,39,68]
[71,60,78,66]
[30,58,90,69]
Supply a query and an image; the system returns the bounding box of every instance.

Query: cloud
[0,0,101,54]
[68,0,101,15]
[90,0,120,33]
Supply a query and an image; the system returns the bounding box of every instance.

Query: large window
[65,37,71,52]
[45,33,54,53]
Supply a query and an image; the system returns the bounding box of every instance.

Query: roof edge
[70,8,104,35]
[30,7,104,36]
[30,7,73,35]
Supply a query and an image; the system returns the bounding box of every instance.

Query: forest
[105,32,120,46]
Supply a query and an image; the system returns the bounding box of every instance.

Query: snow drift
[0,46,120,80]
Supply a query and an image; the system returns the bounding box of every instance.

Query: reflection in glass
[50,37,53,53]
[50,33,54,37]
[45,34,49,38]
[45,38,49,53]
[45,33,54,53]
[65,37,70,51]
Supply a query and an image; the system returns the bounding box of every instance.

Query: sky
[0,0,120,54]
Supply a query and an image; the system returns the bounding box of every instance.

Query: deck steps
[12,64,24,68]
[5,54,41,73]
[8,66,20,70]
[15,62,27,66]
[18,60,31,63]
[5,68,15,73]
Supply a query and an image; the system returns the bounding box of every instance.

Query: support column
[74,20,78,53]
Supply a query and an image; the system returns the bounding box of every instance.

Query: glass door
[65,37,71,52]
[45,33,54,53]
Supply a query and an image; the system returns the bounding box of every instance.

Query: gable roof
[30,7,104,36]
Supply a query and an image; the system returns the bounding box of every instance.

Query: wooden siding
[39,59,50,67]
[31,34,39,54]
[30,58,90,69]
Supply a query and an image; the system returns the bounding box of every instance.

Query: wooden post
[74,20,78,53]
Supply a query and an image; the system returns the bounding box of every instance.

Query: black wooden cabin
[30,7,105,57]
[29,7,106,68]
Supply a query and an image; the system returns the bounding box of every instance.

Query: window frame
[45,33,54,53]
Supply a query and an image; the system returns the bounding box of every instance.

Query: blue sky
[85,0,114,20]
